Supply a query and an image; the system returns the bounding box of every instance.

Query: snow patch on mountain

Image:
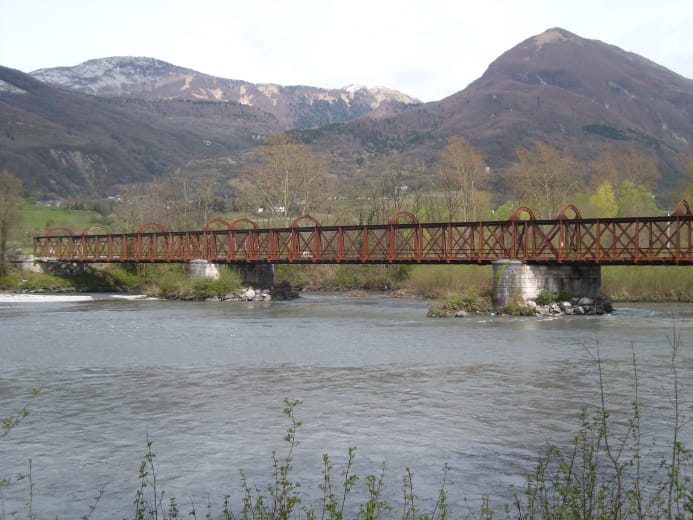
[0,79,26,94]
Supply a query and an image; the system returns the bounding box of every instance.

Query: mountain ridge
[2,28,692,201]
[30,56,421,129]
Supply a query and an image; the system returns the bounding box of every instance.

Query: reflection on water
[0,295,691,518]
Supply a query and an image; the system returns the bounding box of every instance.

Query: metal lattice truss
[33,204,693,266]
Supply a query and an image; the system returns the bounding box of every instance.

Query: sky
[1,0,691,102]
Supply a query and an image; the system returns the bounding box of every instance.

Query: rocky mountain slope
[31,57,420,128]
[0,65,284,196]
[2,28,692,200]
[311,28,693,188]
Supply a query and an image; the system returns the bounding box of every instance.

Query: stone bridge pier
[188,260,274,289]
[492,260,601,309]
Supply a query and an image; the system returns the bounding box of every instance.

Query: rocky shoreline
[434,296,614,318]
[204,287,274,302]
[530,296,613,316]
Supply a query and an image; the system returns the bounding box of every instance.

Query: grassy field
[20,204,107,236]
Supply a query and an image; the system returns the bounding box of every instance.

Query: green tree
[617,180,660,217]
[0,169,24,275]
[590,180,618,217]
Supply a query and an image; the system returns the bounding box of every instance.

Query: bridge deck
[33,207,693,266]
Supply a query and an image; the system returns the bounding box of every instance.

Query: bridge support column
[231,263,274,289]
[188,259,222,280]
[188,260,275,289]
[492,260,601,309]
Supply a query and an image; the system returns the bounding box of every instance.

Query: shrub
[535,288,571,306]
[503,302,536,316]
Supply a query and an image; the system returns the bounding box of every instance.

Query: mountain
[31,57,420,129]
[0,65,286,197]
[304,28,693,188]
[2,28,692,201]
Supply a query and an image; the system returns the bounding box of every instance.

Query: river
[1,293,692,519]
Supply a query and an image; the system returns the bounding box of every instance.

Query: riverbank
[0,292,151,303]
[2,263,692,307]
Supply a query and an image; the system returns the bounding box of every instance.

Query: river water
[1,293,692,519]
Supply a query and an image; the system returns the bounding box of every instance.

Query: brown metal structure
[33,203,693,266]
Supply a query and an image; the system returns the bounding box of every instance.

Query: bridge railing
[33,205,693,265]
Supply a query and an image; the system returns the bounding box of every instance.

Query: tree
[590,180,618,218]
[434,137,489,221]
[617,180,660,217]
[110,172,224,232]
[236,136,329,218]
[590,148,662,198]
[0,169,24,275]
[506,143,585,219]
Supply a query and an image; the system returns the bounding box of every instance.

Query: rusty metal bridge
[33,202,693,266]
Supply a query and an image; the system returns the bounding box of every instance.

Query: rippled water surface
[1,294,692,518]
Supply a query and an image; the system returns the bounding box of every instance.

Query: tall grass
[602,266,693,302]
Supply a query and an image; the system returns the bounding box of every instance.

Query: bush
[151,268,243,300]
[503,302,536,316]
[535,288,571,306]
[428,290,493,316]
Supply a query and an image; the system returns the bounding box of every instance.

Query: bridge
[32,201,693,307]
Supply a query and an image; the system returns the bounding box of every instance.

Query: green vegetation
[1,137,691,304]
[150,266,243,300]
[0,263,246,300]
[534,288,572,306]
[427,291,493,317]
[602,265,693,302]
[583,124,631,140]
[20,204,106,235]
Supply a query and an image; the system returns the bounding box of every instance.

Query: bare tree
[236,136,329,218]
[506,142,585,219]
[590,147,662,198]
[110,172,223,232]
[434,137,489,221]
[0,170,23,274]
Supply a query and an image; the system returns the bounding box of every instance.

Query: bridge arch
[81,226,111,236]
[508,207,536,221]
[388,212,422,261]
[291,215,321,228]
[673,200,692,216]
[229,219,260,230]
[389,211,419,225]
[80,227,112,260]
[555,205,582,220]
[46,227,75,237]
[136,223,168,234]
[289,216,321,261]
[203,220,233,232]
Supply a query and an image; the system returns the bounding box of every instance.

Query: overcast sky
[1,0,691,102]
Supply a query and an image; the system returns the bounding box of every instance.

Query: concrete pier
[492,260,601,309]
[188,259,222,280]
[234,263,275,289]
[188,260,274,288]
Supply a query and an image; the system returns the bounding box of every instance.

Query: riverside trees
[434,137,490,222]
[234,136,329,219]
[0,169,23,275]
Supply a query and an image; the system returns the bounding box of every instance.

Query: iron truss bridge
[33,202,693,266]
